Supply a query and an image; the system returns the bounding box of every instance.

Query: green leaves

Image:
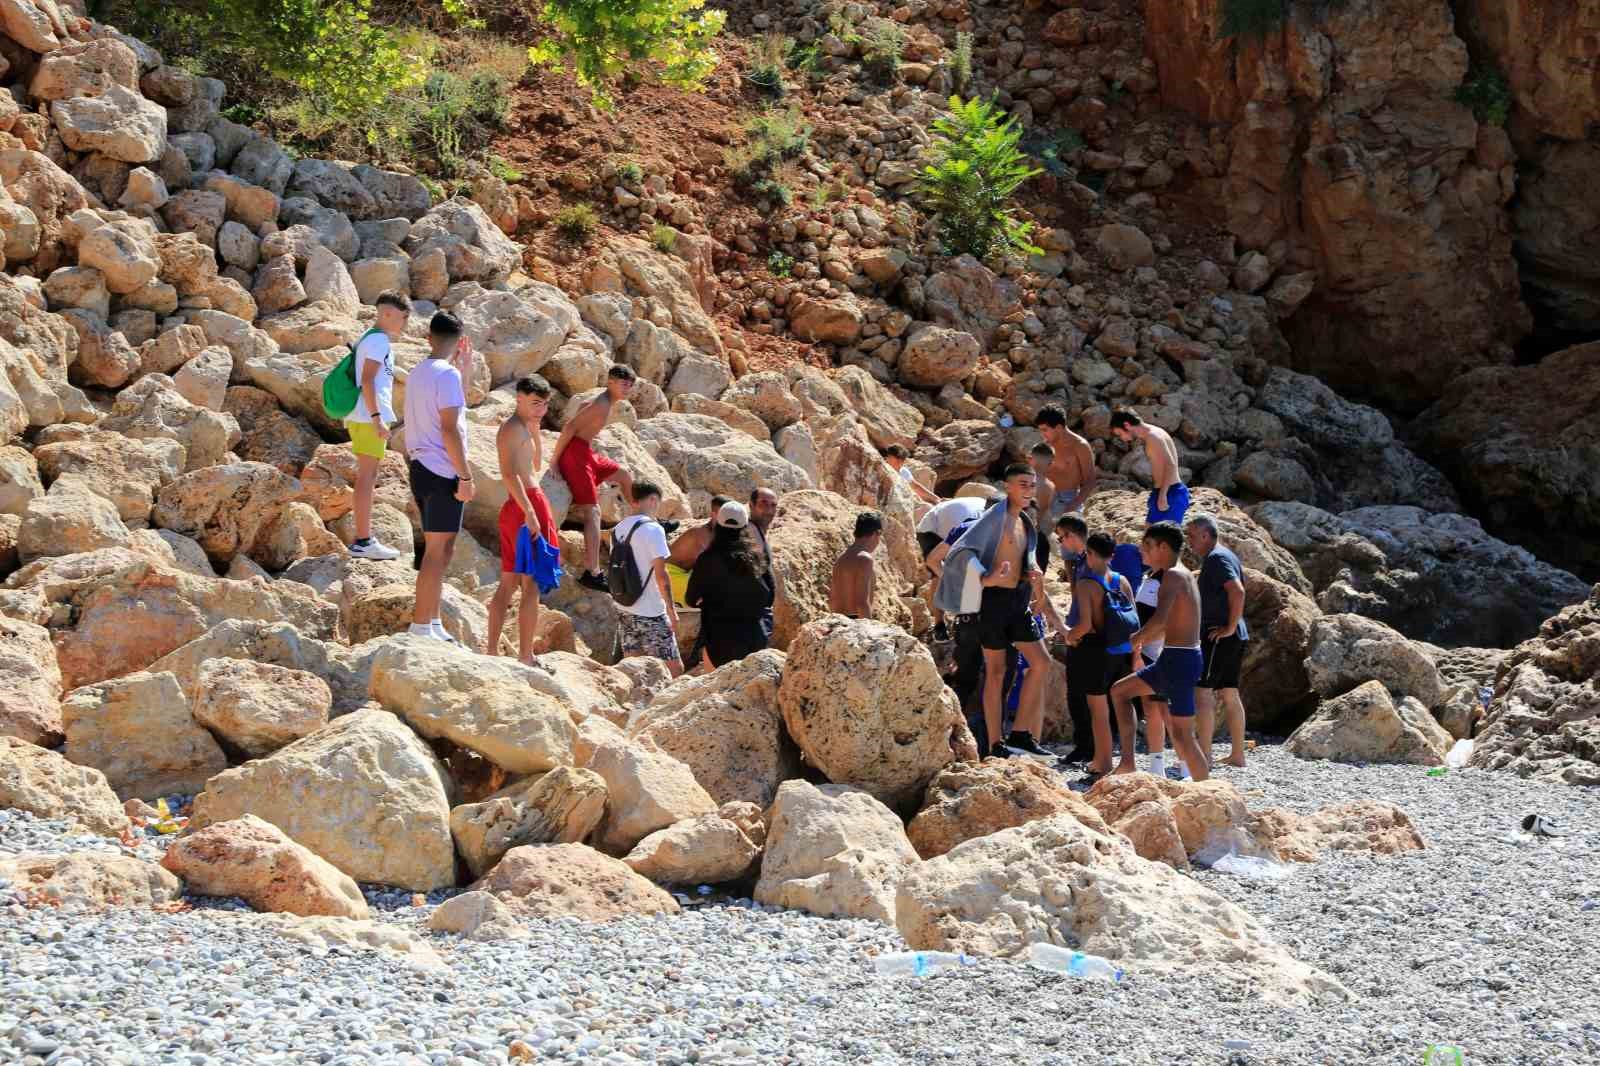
[528,0,726,108]
[916,96,1042,260]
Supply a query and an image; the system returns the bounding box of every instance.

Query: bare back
[669,521,715,569]
[568,394,612,442]
[829,546,875,618]
[1048,431,1095,493]
[1143,426,1180,491]
[1158,565,1202,648]
[1031,471,1055,535]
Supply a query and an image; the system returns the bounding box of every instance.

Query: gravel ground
[3,745,1598,1066]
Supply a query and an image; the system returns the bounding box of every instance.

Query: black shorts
[1199,634,1246,690]
[978,585,1040,651]
[409,459,465,535]
[918,531,943,560]
[1067,635,1132,697]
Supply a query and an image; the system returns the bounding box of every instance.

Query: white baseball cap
[716,501,749,529]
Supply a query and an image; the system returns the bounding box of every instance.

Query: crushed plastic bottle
[1445,738,1473,769]
[997,414,1015,428]
[1210,853,1293,880]
[1477,685,1493,709]
[872,951,977,977]
[1027,943,1124,982]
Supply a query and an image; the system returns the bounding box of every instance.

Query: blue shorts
[1136,646,1204,717]
[1147,482,1191,526]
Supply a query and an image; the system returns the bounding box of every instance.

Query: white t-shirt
[613,514,670,619]
[1136,572,1166,661]
[917,496,984,539]
[347,330,394,425]
[957,557,986,616]
[403,357,467,479]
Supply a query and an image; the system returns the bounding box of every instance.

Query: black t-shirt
[1199,545,1248,641]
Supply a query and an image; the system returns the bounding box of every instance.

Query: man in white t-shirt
[612,480,682,676]
[882,444,939,508]
[402,312,475,642]
[346,291,410,561]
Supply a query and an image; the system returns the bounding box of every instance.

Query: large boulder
[915,419,1007,484]
[150,461,300,564]
[427,891,528,942]
[148,619,376,716]
[1413,342,1600,582]
[61,670,227,801]
[898,325,981,388]
[1304,614,1445,709]
[404,198,522,285]
[1084,774,1262,869]
[0,853,182,910]
[32,429,183,525]
[51,85,167,163]
[1471,584,1600,785]
[1252,501,1591,647]
[907,759,1110,859]
[754,780,918,923]
[1237,570,1322,735]
[449,767,609,878]
[585,736,717,855]
[160,814,369,918]
[627,650,797,808]
[584,239,723,358]
[453,287,571,386]
[101,374,239,473]
[634,413,811,504]
[623,810,761,885]
[766,489,915,646]
[1286,680,1452,766]
[190,658,331,760]
[0,735,129,837]
[778,617,963,808]
[833,365,922,450]
[0,616,62,746]
[1249,800,1425,863]
[471,843,680,920]
[367,638,578,774]
[189,709,456,891]
[893,815,1342,1002]
[16,475,131,563]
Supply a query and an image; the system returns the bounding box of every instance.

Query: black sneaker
[931,621,950,642]
[659,519,681,536]
[1522,814,1568,838]
[988,741,1015,759]
[577,570,610,592]
[1003,731,1055,761]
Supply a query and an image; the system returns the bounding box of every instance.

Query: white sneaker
[349,538,400,561]
[430,622,458,645]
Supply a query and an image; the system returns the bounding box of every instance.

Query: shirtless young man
[882,445,940,508]
[1034,405,1098,519]
[1109,409,1189,527]
[829,511,881,619]
[1028,441,1057,574]
[1108,522,1209,780]
[488,377,556,665]
[552,364,636,591]
[668,495,731,571]
[978,464,1053,760]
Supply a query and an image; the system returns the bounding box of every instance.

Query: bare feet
[1087,762,1114,776]
[520,655,550,673]
[1223,753,1247,768]
[1111,761,1139,775]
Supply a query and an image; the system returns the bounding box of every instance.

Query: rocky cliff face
[1144,0,1529,411]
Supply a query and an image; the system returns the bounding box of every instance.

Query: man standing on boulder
[1109,522,1208,780]
[1035,405,1098,519]
[829,511,880,619]
[881,444,940,508]
[552,364,636,592]
[1110,409,1189,527]
[488,376,558,666]
[612,481,682,677]
[345,291,409,561]
[1186,512,1250,769]
[404,312,475,642]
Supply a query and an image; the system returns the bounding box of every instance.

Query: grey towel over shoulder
[933,502,1036,615]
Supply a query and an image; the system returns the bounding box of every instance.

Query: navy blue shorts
[1136,647,1204,717]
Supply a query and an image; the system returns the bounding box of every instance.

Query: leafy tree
[916,96,1042,259]
[528,0,725,107]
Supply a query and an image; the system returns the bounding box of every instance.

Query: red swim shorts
[498,489,556,573]
[557,437,619,507]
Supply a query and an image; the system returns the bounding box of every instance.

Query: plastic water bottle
[1027,943,1124,982]
[872,951,977,977]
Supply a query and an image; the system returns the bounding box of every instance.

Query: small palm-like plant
[916,96,1042,259]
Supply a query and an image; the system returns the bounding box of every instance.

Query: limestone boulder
[624,811,760,885]
[1085,774,1261,868]
[1249,800,1425,863]
[899,325,981,388]
[627,650,797,808]
[101,374,239,472]
[190,658,331,760]
[894,815,1342,1002]
[427,891,529,941]
[405,198,523,284]
[0,616,63,747]
[720,371,802,430]
[472,843,680,920]
[17,476,131,563]
[190,709,456,891]
[0,853,181,910]
[915,419,1006,483]
[585,736,717,855]
[1236,571,1322,734]
[0,444,42,515]
[61,670,227,800]
[633,413,809,505]
[151,461,300,564]
[173,346,232,411]
[778,617,961,808]
[149,619,378,717]
[1305,614,1445,709]
[52,85,167,163]
[922,255,1021,347]
[754,780,918,923]
[766,489,914,647]
[585,238,723,358]
[77,222,161,295]
[346,583,489,652]
[449,767,609,878]
[834,365,922,450]
[0,736,129,837]
[907,759,1110,859]
[161,814,369,918]
[1286,681,1452,766]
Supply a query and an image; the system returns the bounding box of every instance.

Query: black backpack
[606,518,657,607]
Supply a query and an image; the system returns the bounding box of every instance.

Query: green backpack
[321,327,384,421]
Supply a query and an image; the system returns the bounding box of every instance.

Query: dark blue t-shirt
[1199,545,1248,641]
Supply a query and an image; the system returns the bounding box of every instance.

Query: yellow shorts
[666,563,691,607]
[347,420,387,460]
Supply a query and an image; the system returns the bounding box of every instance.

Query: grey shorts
[617,612,682,663]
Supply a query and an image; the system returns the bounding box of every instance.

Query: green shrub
[528,0,725,107]
[488,155,524,182]
[1457,65,1512,127]
[749,31,789,96]
[651,223,678,252]
[730,107,810,194]
[615,160,644,186]
[767,250,796,277]
[555,203,599,243]
[415,68,511,174]
[1219,0,1286,39]
[751,176,793,209]
[1021,127,1084,177]
[787,40,823,82]
[916,96,1042,259]
[861,18,905,82]
[951,31,973,95]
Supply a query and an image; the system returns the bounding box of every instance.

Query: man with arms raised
[1109,408,1189,527]
[829,511,880,619]
[552,364,637,592]
[1109,522,1209,780]
[1034,405,1098,518]
[1186,512,1251,769]
[488,376,557,666]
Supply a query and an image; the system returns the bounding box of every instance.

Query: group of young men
[342,312,1248,776]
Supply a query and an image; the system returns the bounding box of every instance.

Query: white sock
[407,623,433,637]
[1149,754,1166,778]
